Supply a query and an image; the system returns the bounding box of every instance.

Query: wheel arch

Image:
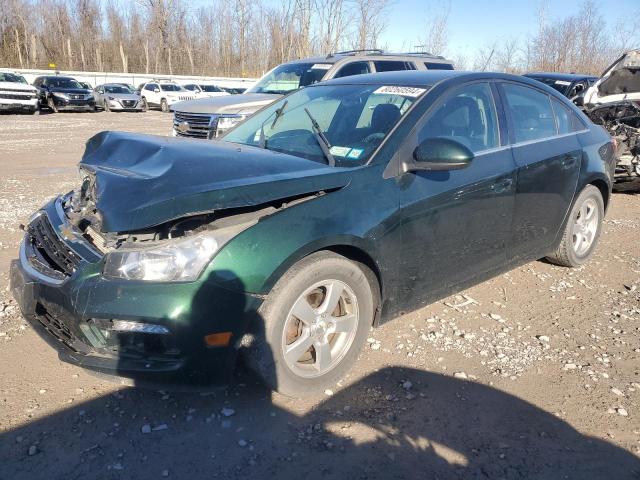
[263,237,384,326]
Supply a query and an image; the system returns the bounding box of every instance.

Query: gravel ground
[0,112,639,479]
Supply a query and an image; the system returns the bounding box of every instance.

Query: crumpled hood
[79,131,352,233]
[171,93,280,115]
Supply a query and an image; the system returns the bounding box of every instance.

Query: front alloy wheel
[282,279,359,378]
[244,251,377,397]
[160,98,169,112]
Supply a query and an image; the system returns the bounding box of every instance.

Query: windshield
[0,72,27,83]
[104,85,131,94]
[224,84,424,166]
[47,77,82,89]
[183,84,199,91]
[160,84,185,92]
[246,63,332,95]
[528,76,571,95]
[200,84,223,92]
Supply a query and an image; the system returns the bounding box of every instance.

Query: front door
[396,82,517,311]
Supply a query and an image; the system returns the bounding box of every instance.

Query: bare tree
[418,0,450,55]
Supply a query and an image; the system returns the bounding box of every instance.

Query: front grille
[177,95,195,101]
[27,214,81,277]
[173,111,217,138]
[0,92,36,100]
[121,100,137,108]
[69,94,84,100]
[34,303,91,354]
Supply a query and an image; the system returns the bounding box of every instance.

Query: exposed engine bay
[585,101,640,179]
[583,49,640,182]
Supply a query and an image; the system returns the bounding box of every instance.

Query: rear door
[396,81,516,310]
[498,82,583,260]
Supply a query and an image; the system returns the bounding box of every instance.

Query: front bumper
[10,198,262,386]
[51,96,95,111]
[107,99,143,111]
[0,97,38,110]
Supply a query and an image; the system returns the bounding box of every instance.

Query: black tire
[31,107,40,115]
[244,251,377,397]
[141,97,148,112]
[47,97,58,113]
[546,185,604,267]
[160,98,168,112]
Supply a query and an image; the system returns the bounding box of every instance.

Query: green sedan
[11,71,615,396]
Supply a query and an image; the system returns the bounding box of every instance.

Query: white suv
[140,81,196,112]
[0,71,39,114]
[181,83,230,99]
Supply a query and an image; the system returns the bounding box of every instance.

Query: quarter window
[418,82,499,153]
[502,83,556,142]
[552,98,585,134]
[334,61,371,78]
[424,62,454,70]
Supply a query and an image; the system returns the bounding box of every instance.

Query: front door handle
[492,178,513,193]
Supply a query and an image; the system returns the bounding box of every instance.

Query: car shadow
[3,273,640,479]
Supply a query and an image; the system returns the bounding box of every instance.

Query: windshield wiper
[304,108,335,167]
[258,100,289,149]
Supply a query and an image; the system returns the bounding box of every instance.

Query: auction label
[373,86,426,97]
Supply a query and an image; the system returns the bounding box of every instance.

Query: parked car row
[0,71,241,114]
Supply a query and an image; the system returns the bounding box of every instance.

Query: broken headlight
[103,231,224,282]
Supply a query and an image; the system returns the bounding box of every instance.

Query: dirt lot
[0,112,639,479]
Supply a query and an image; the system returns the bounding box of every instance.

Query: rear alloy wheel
[160,98,169,112]
[546,185,604,267]
[244,251,377,397]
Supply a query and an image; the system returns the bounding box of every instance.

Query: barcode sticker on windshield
[373,86,426,97]
[312,63,332,70]
[554,80,572,86]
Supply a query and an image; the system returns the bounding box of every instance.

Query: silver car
[94,83,143,112]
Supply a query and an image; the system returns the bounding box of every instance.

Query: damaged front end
[584,49,640,182]
[586,101,640,179]
[63,170,322,282]
[11,130,350,385]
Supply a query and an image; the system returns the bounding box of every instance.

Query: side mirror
[404,137,474,173]
[154,88,160,93]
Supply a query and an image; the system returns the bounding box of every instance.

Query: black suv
[32,76,95,112]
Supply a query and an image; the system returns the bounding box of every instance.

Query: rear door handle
[561,155,578,169]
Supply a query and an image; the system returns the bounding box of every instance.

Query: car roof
[285,51,453,66]
[319,70,534,88]
[524,72,597,81]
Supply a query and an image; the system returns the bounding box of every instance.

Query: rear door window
[334,61,371,78]
[373,61,415,72]
[551,98,586,134]
[502,83,557,143]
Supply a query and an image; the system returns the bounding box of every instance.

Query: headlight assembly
[102,224,247,282]
[217,115,247,132]
[52,92,69,99]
